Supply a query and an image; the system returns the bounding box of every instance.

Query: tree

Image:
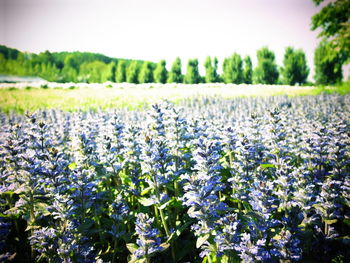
[116,60,126,83]
[138,61,154,83]
[243,56,253,84]
[184,59,201,84]
[0,53,6,73]
[168,57,183,83]
[154,60,167,83]
[281,47,309,85]
[79,61,110,83]
[222,53,243,84]
[109,61,117,82]
[39,63,61,82]
[204,56,219,83]
[314,40,343,85]
[253,47,279,84]
[311,0,350,63]
[126,61,139,83]
[61,65,78,82]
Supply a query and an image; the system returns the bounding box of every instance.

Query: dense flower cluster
[0,94,349,262]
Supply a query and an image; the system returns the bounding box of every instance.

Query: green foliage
[0,45,151,83]
[243,56,253,84]
[253,47,279,84]
[126,61,140,83]
[79,61,111,83]
[116,61,127,83]
[154,60,167,84]
[167,57,183,83]
[138,62,154,83]
[222,53,243,84]
[0,44,20,59]
[39,63,61,82]
[0,53,6,72]
[311,0,350,63]
[314,41,343,85]
[184,59,201,84]
[1,84,349,114]
[281,47,309,85]
[109,61,117,82]
[61,67,78,83]
[204,56,219,83]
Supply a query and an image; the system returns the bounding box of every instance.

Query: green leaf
[159,242,170,251]
[138,197,156,207]
[126,243,139,253]
[260,163,275,169]
[220,255,229,263]
[159,198,173,210]
[196,233,210,249]
[25,225,41,231]
[166,219,194,243]
[140,186,153,196]
[68,162,77,170]
[324,219,337,224]
[344,219,350,226]
[77,218,95,232]
[1,190,15,195]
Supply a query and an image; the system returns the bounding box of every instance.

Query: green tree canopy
[253,47,279,84]
[138,61,154,83]
[0,45,153,83]
[314,40,343,85]
[154,60,168,83]
[168,57,183,83]
[116,60,126,83]
[311,0,350,63]
[222,53,243,84]
[204,56,219,83]
[243,56,253,84]
[79,61,110,83]
[61,64,78,82]
[126,61,140,83]
[281,47,309,85]
[108,61,117,82]
[184,59,201,84]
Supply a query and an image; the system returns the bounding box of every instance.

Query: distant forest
[0,45,151,83]
[0,44,344,85]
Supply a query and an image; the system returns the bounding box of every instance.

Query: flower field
[0,94,349,262]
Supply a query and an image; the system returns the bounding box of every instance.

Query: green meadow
[0,83,349,114]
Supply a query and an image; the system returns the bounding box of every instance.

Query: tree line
[0,42,345,85]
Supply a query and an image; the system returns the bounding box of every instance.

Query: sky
[0,0,333,80]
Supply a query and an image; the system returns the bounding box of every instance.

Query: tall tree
[61,65,78,82]
[116,60,126,83]
[0,53,6,73]
[126,61,139,83]
[281,47,309,85]
[314,40,343,85]
[222,53,243,84]
[204,56,219,83]
[311,0,350,64]
[167,57,183,83]
[108,61,117,82]
[154,60,167,83]
[243,56,253,84]
[79,61,110,83]
[61,55,78,82]
[184,59,201,84]
[253,47,279,84]
[138,61,154,83]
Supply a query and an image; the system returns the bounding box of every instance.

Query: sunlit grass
[0,83,349,114]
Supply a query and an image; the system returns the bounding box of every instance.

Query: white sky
[0,0,334,80]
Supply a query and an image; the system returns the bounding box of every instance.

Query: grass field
[0,82,349,113]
